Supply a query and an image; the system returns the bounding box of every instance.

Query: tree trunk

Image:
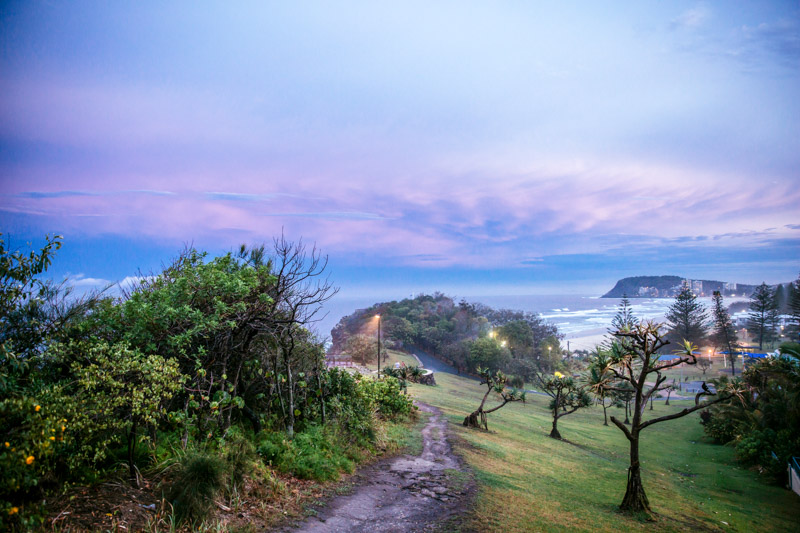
[127,419,138,487]
[286,355,295,438]
[243,405,261,433]
[463,409,487,430]
[602,402,608,426]
[550,414,561,439]
[620,435,651,514]
[315,358,326,425]
[624,400,630,424]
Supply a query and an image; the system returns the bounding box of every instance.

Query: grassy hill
[407,372,800,532]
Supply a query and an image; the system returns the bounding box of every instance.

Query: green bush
[701,409,741,444]
[220,428,259,494]
[0,395,66,530]
[359,376,413,419]
[168,452,226,524]
[324,369,376,442]
[256,426,355,482]
[47,341,185,477]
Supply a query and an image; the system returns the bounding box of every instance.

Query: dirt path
[278,403,473,533]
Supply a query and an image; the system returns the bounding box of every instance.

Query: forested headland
[330,293,567,384]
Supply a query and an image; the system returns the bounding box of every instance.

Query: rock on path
[278,403,472,533]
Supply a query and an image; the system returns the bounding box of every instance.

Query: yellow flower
[8,507,19,515]
[49,436,56,441]
[4,442,8,447]
[554,371,564,379]
[25,455,35,465]
[61,425,65,432]
[34,405,41,412]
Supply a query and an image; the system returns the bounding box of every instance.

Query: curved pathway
[279,403,472,533]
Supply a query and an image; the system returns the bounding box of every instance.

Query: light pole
[376,314,381,379]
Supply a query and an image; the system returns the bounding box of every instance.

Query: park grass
[408,372,800,533]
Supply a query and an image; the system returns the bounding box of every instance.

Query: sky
[1,1,799,312]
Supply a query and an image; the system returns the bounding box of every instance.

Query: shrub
[256,426,355,482]
[49,341,185,479]
[220,429,259,494]
[359,376,413,419]
[0,395,66,531]
[700,409,741,444]
[168,452,226,524]
[323,369,375,442]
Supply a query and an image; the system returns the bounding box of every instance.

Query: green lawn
[408,372,800,533]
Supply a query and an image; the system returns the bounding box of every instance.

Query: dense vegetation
[0,234,413,530]
[330,293,563,382]
[701,342,800,483]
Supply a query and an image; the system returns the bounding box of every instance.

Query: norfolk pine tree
[790,273,800,340]
[665,282,708,346]
[747,283,779,350]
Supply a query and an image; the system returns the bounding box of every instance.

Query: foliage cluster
[0,235,412,530]
[701,342,800,481]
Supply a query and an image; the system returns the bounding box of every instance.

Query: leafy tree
[664,282,708,347]
[711,291,739,375]
[702,343,800,482]
[535,371,592,439]
[596,322,740,515]
[497,320,535,358]
[466,336,510,372]
[536,335,563,373]
[697,357,712,375]
[344,334,378,364]
[463,367,525,430]
[50,341,184,484]
[747,283,779,350]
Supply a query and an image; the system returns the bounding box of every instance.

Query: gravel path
[278,403,473,533]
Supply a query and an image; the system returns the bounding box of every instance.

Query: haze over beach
[1,1,798,320]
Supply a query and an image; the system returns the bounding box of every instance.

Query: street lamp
[376,314,381,379]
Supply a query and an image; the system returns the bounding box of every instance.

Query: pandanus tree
[596,321,742,516]
[587,350,622,426]
[535,371,592,439]
[463,367,525,430]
